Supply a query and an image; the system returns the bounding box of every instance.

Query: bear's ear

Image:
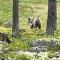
[28,17,31,23]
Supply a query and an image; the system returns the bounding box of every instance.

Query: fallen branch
[0,32,12,44]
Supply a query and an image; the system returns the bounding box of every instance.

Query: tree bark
[46,0,57,35]
[12,0,19,37]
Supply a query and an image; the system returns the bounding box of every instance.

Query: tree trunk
[12,0,19,37]
[46,0,57,35]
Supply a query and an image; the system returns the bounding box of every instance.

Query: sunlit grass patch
[0,26,11,34]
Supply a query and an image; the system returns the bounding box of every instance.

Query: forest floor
[0,0,60,60]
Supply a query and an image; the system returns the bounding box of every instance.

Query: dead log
[0,32,12,44]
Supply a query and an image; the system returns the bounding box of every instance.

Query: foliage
[8,38,30,51]
[0,53,31,60]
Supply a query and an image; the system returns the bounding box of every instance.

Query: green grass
[0,0,12,25]
[0,53,31,60]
